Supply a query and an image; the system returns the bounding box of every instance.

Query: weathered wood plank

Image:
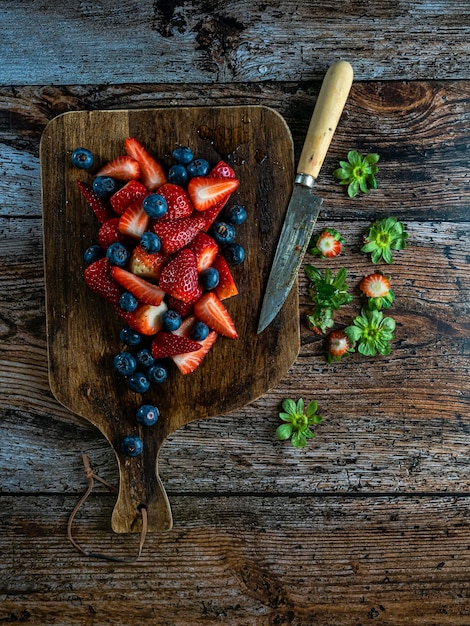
[1,1,469,85]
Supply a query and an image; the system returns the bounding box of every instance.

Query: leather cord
[67,453,148,563]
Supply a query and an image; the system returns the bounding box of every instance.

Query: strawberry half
[110,180,148,215]
[212,253,238,300]
[98,217,132,249]
[171,315,217,375]
[188,176,239,212]
[153,215,206,254]
[118,199,150,239]
[129,244,168,281]
[111,266,165,306]
[96,155,141,181]
[76,180,116,223]
[151,332,201,359]
[194,292,238,339]
[186,231,219,272]
[209,160,236,179]
[159,248,202,303]
[84,257,123,305]
[166,295,194,317]
[118,301,168,336]
[124,137,167,191]
[158,183,193,220]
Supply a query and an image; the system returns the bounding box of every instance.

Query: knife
[257,61,354,334]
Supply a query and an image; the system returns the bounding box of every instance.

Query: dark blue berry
[161,310,182,332]
[211,221,236,246]
[121,435,143,457]
[148,363,168,384]
[119,291,138,312]
[190,321,210,341]
[71,147,94,169]
[92,176,116,198]
[136,404,160,427]
[142,193,167,219]
[168,164,188,186]
[225,204,247,225]
[200,267,219,290]
[120,326,142,346]
[136,348,154,369]
[113,351,137,376]
[84,244,103,265]
[187,158,210,177]
[224,242,245,265]
[172,146,194,164]
[128,372,150,394]
[140,231,161,253]
[106,242,130,266]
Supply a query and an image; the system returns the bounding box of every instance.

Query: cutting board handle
[297,60,353,181]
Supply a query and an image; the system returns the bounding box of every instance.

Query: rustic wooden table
[1,2,469,624]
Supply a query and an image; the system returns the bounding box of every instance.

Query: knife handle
[297,61,353,182]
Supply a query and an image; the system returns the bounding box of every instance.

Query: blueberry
[121,435,143,457]
[120,326,142,346]
[119,291,138,312]
[187,158,210,178]
[140,231,161,253]
[148,363,168,384]
[225,204,247,225]
[190,321,210,341]
[161,310,182,332]
[172,146,194,164]
[106,242,130,266]
[71,148,94,170]
[136,348,154,369]
[168,164,188,186]
[113,351,137,376]
[128,372,150,393]
[84,244,103,265]
[136,404,160,427]
[200,267,219,290]
[211,221,236,246]
[92,176,116,198]
[142,193,167,219]
[224,242,245,265]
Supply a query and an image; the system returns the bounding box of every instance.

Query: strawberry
[326,329,353,362]
[110,180,148,215]
[118,301,168,336]
[166,295,194,317]
[153,215,206,254]
[359,273,391,298]
[76,180,116,223]
[96,155,141,181]
[118,199,150,239]
[310,228,344,258]
[171,315,217,375]
[151,332,201,359]
[124,137,167,191]
[211,253,238,300]
[84,257,123,305]
[200,197,229,231]
[111,266,165,306]
[187,176,239,212]
[98,217,131,249]
[209,160,236,179]
[128,244,168,281]
[159,248,202,303]
[157,183,193,220]
[194,292,238,339]
[186,232,219,272]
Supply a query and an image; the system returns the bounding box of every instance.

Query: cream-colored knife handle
[297,61,353,182]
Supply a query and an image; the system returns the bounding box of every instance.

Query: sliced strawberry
[128,244,168,281]
[96,155,141,181]
[166,295,194,317]
[171,315,217,375]
[153,215,206,254]
[212,253,238,300]
[359,273,391,298]
[311,228,344,258]
[159,248,202,303]
[124,137,167,191]
[76,180,116,223]
[151,332,201,359]
[188,176,239,212]
[194,292,238,339]
[111,266,165,306]
[199,197,230,232]
[118,199,150,239]
[97,217,132,249]
[110,180,148,215]
[84,257,123,305]
[118,301,168,336]
[186,232,219,272]
[157,183,193,220]
[209,160,236,179]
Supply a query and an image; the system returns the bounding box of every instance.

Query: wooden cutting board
[40,106,299,533]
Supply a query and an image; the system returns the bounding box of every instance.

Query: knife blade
[257,61,354,334]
